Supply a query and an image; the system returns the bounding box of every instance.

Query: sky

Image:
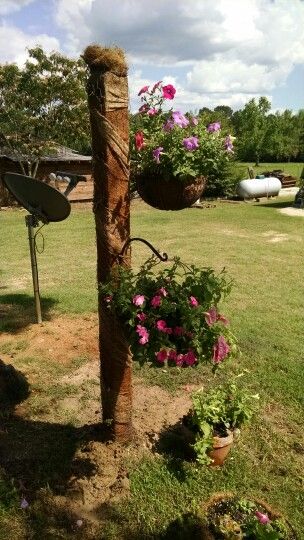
[0,0,304,113]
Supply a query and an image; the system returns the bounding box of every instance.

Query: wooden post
[83,45,132,442]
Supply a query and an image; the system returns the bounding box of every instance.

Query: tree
[0,46,90,177]
[214,105,233,119]
[235,97,271,165]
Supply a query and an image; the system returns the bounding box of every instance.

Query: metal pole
[25,214,42,324]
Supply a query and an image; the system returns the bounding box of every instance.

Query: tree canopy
[0,46,90,176]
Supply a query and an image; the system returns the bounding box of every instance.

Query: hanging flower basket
[130,81,234,212]
[100,256,236,369]
[136,173,207,211]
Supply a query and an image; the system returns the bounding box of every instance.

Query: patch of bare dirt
[0,314,99,364]
[279,207,304,217]
[261,231,289,243]
[0,314,197,526]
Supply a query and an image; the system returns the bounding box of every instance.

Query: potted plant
[130,81,234,210]
[202,493,297,539]
[183,382,259,466]
[100,256,236,368]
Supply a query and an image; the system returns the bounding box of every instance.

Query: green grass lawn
[0,197,304,538]
[234,161,303,181]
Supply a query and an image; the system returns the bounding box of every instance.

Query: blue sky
[0,0,304,113]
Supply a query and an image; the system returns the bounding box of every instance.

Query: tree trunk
[84,46,133,442]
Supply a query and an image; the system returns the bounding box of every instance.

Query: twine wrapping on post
[84,45,133,442]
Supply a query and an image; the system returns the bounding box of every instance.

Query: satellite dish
[2,172,72,324]
[3,173,71,223]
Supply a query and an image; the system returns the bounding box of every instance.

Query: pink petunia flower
[173,326,184,336]
[189,296,199,307]
[152,146,164,164]
[151,295,162,307]
[168,349,177,361]
[205,306,218,326]
[162,84,176,100]
[152,80,162,93]
[135,131,144,151]
[133,294,145,306]
[191,116,199,125]
[157,287,168,297]
[205,307,229,326]
[212,335,230,364]
[155,349,168,363]
[255,511,270,525]
[207,122,221,133]
[156,320,168,332]
[136,324,149,345]
[138,85,149,96]
[175,353,185,366]
[137,312,147,322]
[147,108,158,116]
[183,350,197,366]
[139,103,149,113]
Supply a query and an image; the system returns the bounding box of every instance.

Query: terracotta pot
[136,173,206,211]
[180,417,234,466]
[208,430,234,466]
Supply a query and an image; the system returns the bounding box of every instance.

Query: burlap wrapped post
[83,45,133,442]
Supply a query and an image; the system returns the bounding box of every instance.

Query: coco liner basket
[136,173,206,211]
[201,493,298,539]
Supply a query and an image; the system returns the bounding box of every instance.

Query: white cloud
[0,0,34,15]
[54,0,304,110]
[186,58,290,94]
[0,25,60,65]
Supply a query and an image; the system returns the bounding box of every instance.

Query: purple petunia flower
[152,147,164,164]
[183,137,199,151]
[172,111,190,128]
[224,135,234,153]
[207,122,221,133]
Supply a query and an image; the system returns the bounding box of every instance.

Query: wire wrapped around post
[83,45,133,442]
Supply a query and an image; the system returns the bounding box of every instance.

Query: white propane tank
[237,177,282,199]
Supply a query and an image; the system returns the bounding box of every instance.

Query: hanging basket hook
[120,237,168,261]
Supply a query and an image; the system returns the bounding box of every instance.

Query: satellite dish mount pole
[25,214,42,324]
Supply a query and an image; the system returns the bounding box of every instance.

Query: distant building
[0,145,92,206]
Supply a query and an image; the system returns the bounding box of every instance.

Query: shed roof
[0,144,91,163]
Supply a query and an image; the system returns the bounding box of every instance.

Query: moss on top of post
[83,45,128,75]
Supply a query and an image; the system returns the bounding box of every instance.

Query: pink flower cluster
[137,82,176,101]
[255,511,270,525]
[205,306,228,326]
[212,335,230,364]
[133,294,145,307]
[131,286,231,367]
[136,324,149,345]
[156,348,197,366]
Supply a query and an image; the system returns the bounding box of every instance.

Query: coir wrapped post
[83,45,132,442]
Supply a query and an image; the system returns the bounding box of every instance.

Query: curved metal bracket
[120,237,168,262]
